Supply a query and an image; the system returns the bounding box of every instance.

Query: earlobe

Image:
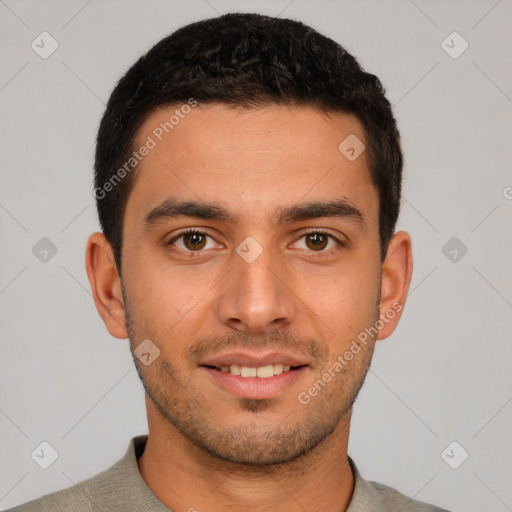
[377,231,413,341]
[85,232,128,339]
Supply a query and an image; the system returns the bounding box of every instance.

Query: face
[118,104,385,465]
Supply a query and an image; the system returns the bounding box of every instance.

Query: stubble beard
[122,287,377,467]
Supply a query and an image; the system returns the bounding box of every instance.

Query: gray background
[1,0,511,510]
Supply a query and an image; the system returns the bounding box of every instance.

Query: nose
[214,243,298,334]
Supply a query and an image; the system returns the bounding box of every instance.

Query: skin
[86,103,413,512]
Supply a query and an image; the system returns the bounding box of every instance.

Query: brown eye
[291,231,341,253]
[182,232,207,250]
[305,232,328,251]
[169,231,217,252]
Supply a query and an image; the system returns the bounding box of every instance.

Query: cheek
[300,263,380,339]
[125,258,219,340]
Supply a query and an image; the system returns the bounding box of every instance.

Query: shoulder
[348,457,452,512]
[368,480,451,512]
[5,471,110,512]
[6,436,150,512]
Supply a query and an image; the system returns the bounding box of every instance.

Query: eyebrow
[143,196,366,229]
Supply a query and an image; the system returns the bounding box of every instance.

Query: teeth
[230,364,241,376]
[216,364,296,378]
[273,364,284,375]
[256,365,274,378]
[240,366,257,377]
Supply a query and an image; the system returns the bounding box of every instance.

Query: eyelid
[167,227,346,254]
[291,228,346,251]
[167,227,222,249]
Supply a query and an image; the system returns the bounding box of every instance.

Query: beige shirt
[8,435,450,511]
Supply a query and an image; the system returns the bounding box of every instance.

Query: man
[9,12,451,512]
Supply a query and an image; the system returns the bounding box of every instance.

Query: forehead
[126,103,377,228]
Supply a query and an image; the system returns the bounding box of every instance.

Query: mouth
[203,363,305,378]
[199,351,311,400]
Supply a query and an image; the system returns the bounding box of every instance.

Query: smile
[201,364,308,400]
[209,364,299,378]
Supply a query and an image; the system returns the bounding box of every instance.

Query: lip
[202,365,309,400]
[199,350,310,368]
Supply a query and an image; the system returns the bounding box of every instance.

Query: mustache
[187,330,328,366]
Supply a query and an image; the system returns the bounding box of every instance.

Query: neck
[137,403,355,512]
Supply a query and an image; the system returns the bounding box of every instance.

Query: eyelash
[167,228,345,256]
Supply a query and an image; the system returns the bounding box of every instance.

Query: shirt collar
[114,435,376,511]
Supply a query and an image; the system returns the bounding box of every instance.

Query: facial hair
[122,281,378,467]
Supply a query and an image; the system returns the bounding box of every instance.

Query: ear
[377,231,413,340]
[85,232,128,339]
